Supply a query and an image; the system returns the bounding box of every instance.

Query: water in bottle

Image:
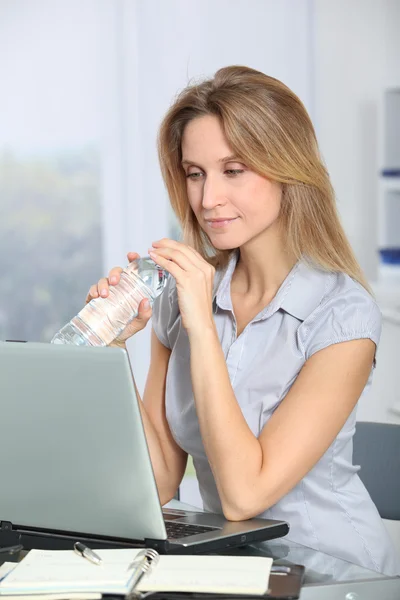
[51,257,168,346]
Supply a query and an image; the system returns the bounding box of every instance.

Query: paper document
[0,561,101,600]
[138,554,273,595]
[0,548,273,596]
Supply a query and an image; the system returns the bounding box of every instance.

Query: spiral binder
[126,548,160,599]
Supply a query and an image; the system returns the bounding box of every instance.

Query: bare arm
[189,327,375,520]
[138,329,188,505]
[142,240,378,521]
[88,257,187,505]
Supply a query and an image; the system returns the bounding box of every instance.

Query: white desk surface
[166,500,400,600]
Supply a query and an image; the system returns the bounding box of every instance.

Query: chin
[209,237,240,251]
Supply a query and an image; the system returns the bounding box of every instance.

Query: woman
[88,66,399,575]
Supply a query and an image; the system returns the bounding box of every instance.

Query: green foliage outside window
[0,147,103,342]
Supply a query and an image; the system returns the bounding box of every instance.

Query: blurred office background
[1,0,399,549]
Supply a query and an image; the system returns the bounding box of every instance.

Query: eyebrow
[181,155,241,166]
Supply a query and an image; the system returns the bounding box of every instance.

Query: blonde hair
[158,65,369,290]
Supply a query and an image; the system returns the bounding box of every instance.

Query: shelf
[377,89,400,284]
[382,88,400,171]
[380,176,400,191]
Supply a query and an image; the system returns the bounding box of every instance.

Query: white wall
[128,0,400,391]
[314,0,400,555]
[314,0,400,281]
[124,0,314,392]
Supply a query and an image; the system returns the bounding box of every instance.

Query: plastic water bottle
[51,257,168,346]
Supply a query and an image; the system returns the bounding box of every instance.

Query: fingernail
[100,289,108,297]
[143,299,150,309]
[110,276,117,284]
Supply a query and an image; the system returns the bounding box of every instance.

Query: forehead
[181,115,233,159]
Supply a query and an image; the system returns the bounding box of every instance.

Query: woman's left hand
[149,239,216,337]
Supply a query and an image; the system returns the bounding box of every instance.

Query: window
[0,0,119,342]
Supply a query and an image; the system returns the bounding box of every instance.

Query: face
[181,115,282,250]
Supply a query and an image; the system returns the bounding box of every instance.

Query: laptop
[0,341,289,553]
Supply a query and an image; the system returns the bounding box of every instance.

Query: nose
[201,174,227,210]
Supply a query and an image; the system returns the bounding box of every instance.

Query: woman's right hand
[86,252,153,347]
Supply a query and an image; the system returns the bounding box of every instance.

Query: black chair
[353,421,400,520]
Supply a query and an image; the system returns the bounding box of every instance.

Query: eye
[186,171,204,180]
[225,169,244,176]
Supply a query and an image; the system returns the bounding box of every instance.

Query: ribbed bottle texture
[51,257,168,346]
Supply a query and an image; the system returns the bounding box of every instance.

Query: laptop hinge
[0,521,22,548]
[144,538,170,554]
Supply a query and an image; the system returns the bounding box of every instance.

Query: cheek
[244,180,282,219]
[186,184,202,214]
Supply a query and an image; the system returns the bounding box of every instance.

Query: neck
[232,224,297,302]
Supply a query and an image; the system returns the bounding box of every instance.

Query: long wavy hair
[158,65,369,290]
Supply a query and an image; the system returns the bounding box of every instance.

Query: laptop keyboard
[165,520,219,539]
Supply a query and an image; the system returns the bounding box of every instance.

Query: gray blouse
[152,251,400,576]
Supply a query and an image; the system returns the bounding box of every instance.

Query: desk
[1,503,399,600]
[167,500,400,600]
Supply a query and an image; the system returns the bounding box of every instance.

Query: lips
[205,217,238,229]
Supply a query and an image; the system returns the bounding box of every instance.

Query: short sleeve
[300,286,382,361]
[151,275,180,349]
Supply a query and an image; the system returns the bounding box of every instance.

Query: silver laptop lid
[0,341,167,542]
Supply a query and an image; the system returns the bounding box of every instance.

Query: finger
[149,250,184,280]
[151,239,205,267]
[97,277,110,298]
[127,252,140,262]
[116,298,152,341]
[86,284,99,304]
[108,266,123,286]
[152,238,182,248]
[148,246,196,272]
[136,298,153,321]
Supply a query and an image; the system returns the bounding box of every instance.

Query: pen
[126,549,159,600]
[74,542,102,565]
[271,565,291,575]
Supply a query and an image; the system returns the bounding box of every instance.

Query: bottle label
[75,272,153,345]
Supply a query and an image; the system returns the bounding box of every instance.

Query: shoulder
[151,275,180,349]
[295,266,382,360]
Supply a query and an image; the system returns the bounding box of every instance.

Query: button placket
[225,318,236,359]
